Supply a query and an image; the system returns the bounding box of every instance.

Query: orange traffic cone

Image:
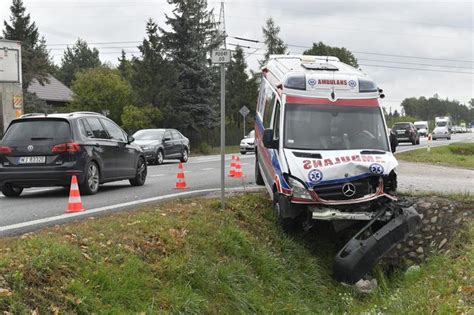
[175,162,187,189]
[66,175,84,213]
[233,156,243,178]
[228,155,237,177]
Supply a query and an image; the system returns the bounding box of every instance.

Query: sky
[0,0,473,113]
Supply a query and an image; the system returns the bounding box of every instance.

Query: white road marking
[149,174,165,178]
[201,168,215,171]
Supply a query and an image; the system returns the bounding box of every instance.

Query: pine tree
[131,19,179,118]
[261,17,287,65]
[57,38,101,86]
[117,50,133,82]
[160,0,221,135]
[3,0,51,88]
[304,42,359,67]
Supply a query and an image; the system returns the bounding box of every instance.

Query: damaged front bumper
[333,205,421,284]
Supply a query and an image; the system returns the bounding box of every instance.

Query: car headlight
[142,146,154,150]
[240,141,246,145]
[285,175,313,200]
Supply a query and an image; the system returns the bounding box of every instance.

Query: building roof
[27,74,73,103]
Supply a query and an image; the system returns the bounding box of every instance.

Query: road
[1,132,472,236]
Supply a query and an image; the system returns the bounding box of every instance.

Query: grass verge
[0,193,472,313]
[397,142,474,169]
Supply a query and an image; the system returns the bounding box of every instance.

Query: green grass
[0,193,472,313]
[397,142,474,169]
[192,145,242,156]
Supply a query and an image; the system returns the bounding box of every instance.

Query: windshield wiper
[360,150,386,155]
[30,137,53,140]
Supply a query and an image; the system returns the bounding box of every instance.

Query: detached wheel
[155,150,164,165]
[2,184,23,197]
[80,161,100,195]
[273,193,298,233]
[130,157,147,186]
[255,153,264,186]
[179,148,189,163]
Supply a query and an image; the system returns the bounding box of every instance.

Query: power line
[358,64,473,75]
[229,36,474,64]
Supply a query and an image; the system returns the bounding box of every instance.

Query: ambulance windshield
[284,103,389,151]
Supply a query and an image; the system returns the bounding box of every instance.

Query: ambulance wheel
[273,193,298,233]
[255,154,264,186]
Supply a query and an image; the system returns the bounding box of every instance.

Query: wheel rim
[183,149,188,161]
[137,158,147,181]
[157,152,163,164]
[88,164,99,191]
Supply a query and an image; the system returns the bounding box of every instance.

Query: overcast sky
[1,0,472,112]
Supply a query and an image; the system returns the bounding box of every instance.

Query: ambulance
[255,55,420,284]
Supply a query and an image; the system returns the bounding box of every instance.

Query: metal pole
[243,115,246,137]
[220,63,225,210]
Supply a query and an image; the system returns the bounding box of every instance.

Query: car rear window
[393,123,410,129]
[3,119,71,142]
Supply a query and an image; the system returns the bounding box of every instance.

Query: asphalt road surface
[1,132,472,236]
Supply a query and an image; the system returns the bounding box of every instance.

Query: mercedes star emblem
[27,145,34,152]
[342,183,356,197]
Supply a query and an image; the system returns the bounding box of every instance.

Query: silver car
[240,130,255,154]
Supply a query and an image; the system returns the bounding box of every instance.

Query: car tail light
[52,143,81,153]
[0,145,12,155]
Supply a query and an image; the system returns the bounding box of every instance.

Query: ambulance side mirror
[263,129,278,149]
[389,132,397,153]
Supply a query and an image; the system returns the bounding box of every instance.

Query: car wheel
[241,151,246,155]
[80,161,100,195]
[155,150,164,165]
[130,157,147,186]
[447,136,451,140]
[273,192,298,233]
[255,153,264,186]
[416,138,420,145]
[1,184,23,197]
[412,139,417,145]
[179,148,189,163]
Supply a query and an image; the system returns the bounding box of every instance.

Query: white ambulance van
[255,55,420,284]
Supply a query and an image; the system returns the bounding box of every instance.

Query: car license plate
[18,156,46,164]
[396,130,405,134]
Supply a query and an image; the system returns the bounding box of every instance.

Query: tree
[57,38,101,87]
[131,19,179,113]
[68,67,133,123]
[121,105,163,133]
[303,42,359,67]
[23,91,55,114]
[160,0,221,137]
[3,0,51,88]
[226,46,258,128]
[117,50,133,82]
[261,17,287,65]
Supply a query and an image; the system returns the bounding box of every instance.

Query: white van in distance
[254,55,420,284]
[414,121,429,137]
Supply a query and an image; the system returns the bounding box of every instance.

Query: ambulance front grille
[312,176,379,200]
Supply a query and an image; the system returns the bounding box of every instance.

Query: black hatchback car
[132,129,190,165]
[0,112,147,197]
[392,122,420,145]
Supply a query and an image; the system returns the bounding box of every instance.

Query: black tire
[255,153,264,186]
[155,150,164,165]
[179,148,189,163]
[1,184,23,197]
[130,157,147,186]
[273,193,298,233]
[241,151,247,155]
[80,161,100,195]
[416,138,420,145]
[447,136,451,140]
[411,138,417,145]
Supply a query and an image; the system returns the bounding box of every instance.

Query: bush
[197,142,212,155]
[121,105,163,133]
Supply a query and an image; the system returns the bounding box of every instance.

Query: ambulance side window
[257,77,267,119]
[273,101,280,141]
[262,85,276,128]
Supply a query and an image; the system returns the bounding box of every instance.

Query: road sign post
[212,49,231,210]
[239,105,250,137]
